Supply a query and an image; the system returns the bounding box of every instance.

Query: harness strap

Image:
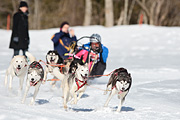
[31,79,43,86]
[75,78,87,92]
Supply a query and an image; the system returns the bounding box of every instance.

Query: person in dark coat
[51,22,77,59]
[9,1,30,57]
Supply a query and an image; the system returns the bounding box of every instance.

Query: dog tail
[25,52,36,63]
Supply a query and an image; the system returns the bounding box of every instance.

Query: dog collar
[30,79,43,86]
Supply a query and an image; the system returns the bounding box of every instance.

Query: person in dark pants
[51,22,77,59]
[9,1,30,57]
[75,34,109,78]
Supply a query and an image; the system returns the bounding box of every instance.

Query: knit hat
[19,1,28,8]
[60,21,69,29]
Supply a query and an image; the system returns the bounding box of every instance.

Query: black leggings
[13,49,28,57]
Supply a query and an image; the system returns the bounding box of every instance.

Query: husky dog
[53,62,89,109]
[22,52,44,105]
[43,50,64,86]
[5,55,28,91]
[104,68,132,112]
[64,63,89,109]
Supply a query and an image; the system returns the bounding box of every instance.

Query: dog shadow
[113,106,135,112]
[35,99,49,105]
[80,94,89,99]
[70,107,94,112]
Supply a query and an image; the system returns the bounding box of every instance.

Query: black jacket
[9,10,29,50]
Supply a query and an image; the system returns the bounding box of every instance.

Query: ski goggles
[91,42,100,47]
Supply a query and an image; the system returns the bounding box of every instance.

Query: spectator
[51,21,77,59]
[9,1,30,57]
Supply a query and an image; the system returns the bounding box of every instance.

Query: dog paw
[71,100,75,104]
[21,100,25,104]
[71,100,77,105]
[64,105,68,110]
[103,91,108,95]
[30,102,34,105]
[42,81,46,84]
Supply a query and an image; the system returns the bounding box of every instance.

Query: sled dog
[22,52,44,105]
[104,68,132,112]
[43,50,64,86]
[5,55,28,90]
[54,62,89,109]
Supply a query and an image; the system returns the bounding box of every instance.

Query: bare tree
[123,0,128,25]
[83,0,92,26]
[117,0,136,25]
[135,0,170,26]
[105,0,114,27]
[33,0,41,29]
[117,9,124,25]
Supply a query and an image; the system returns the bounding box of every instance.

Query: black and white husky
[53,61,89,110]
[22,52,44,105]
[104,68,132,112]
[64,63,89,109]
[5,55,28,91]
[43,50,64,87]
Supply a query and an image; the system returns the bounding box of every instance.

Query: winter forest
[0,0,180,29]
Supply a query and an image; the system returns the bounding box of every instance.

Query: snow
[0,25,180,120]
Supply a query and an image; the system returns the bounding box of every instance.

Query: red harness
[75,78,87,92]
[31,79,43,86]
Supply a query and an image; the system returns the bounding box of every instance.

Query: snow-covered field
[0,25,180,120]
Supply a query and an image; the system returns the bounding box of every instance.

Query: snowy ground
[0,25,180,120]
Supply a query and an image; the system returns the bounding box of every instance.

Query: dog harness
[30,79,43,86]
[29,61,44,86]
[75,78,87,92]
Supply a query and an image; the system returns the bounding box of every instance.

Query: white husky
[104,68,132,112]
[5,55,28,91]
[22,52,44,105]
[53,63,89,110]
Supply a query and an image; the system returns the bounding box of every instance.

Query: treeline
[0,0,180,29]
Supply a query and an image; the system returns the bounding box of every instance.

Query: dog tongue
[118,91,123,94]
[30,82,34,86]
[16,68,20,73]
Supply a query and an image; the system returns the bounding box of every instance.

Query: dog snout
[85,74,88,77]
[18,65,21,68]
[122,87,125,91]
[31,78,34,81]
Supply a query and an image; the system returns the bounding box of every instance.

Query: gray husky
[22,52,44,105]
[52,62,89,110]
[104,68,132,112]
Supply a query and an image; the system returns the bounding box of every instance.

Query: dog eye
[82,70,84,71]
[16,61,18,62]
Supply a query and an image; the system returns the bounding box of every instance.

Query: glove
[13,37,19,43]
